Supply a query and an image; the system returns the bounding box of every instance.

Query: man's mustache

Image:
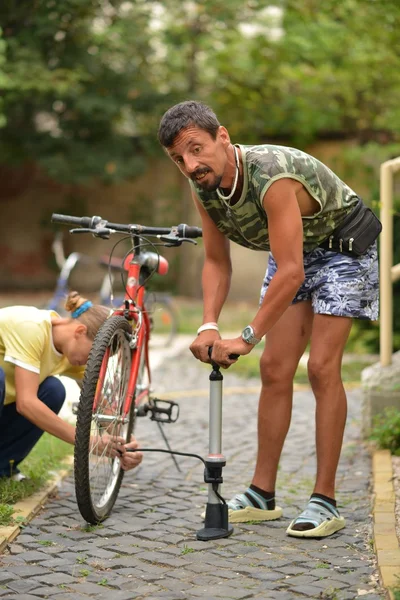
[190,167,210,181]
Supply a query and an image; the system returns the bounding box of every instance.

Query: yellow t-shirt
[0,306,85,405]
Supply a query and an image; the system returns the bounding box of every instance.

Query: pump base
[196,502,234,541]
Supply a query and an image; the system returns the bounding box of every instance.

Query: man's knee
[260,352,297,387]
[307,357,342,388]
[37,377,66,414]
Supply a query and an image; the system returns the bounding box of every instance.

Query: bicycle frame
[94,235,154,419]
[51,212,203,524]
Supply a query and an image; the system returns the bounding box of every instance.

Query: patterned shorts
[260,242,379,320]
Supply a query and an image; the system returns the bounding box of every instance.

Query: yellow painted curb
[372,449,400,598]
[0,458,73,554]
[160,382,360,400]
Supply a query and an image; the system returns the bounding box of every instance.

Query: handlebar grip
[51,213,93,228]
[207,347,240,361]
[177,224,202,238]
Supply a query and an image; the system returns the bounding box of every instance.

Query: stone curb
[372,449,400,600]
[0,458,73,553]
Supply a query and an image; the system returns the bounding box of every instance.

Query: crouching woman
[0,291,143,480]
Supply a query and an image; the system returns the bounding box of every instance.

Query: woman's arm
[14,367,76,444]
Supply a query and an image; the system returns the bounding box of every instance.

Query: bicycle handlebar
[51,213,202,239]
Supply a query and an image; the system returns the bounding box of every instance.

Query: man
[158,100,380,538]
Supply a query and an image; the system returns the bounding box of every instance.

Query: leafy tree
[0,0,161,183]
[1,0,400,182]
[206,0,400,144]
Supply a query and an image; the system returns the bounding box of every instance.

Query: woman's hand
[89,434,143,470]
[190,330,221,363]
[90,433,127,458]
[120,437,143,471]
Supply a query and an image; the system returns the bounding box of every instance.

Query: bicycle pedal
[137,399,179,423]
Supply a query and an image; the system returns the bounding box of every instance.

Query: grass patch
[176,297,376,383]
[228,346,374,384]
[0,433,73,526]
[181,545,195,555]
[369,407,400,456]
[0,505,14,527]
[176,298,257,335]
[174,297,380,357]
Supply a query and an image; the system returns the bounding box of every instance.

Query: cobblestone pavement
[0,350,386,600]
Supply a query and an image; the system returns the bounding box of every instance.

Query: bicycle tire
[74,315,134,524]
[146,294,179,348]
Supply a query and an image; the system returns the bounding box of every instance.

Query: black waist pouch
[320,198,382,257]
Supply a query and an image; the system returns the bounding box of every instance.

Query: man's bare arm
[192,191,232,324]
[250,178,305,338]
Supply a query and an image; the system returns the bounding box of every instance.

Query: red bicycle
[51,213,202,524]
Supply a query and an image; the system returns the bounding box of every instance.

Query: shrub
[369,407,400,455]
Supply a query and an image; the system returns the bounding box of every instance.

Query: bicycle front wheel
[74,316,133,524]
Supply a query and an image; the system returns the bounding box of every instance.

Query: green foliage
[369,407,400,456]
[0,503,14,527]
[1,0,400,184]
[207,0,400,144]
[0,433,72,512]
[0,0,160,183]
[336,143,400,353]
[230,349,375,383]
[181,545,195,555]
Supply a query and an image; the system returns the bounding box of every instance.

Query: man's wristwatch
[241,325,262,345]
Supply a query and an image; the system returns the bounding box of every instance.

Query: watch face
[242,325,261,345]
[242,326,253,342]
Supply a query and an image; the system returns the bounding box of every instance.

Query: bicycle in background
[51,213,202,524]
[47,232,179,348]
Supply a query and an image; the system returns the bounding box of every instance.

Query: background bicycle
[47,231,179,348]
[51,213,202,524]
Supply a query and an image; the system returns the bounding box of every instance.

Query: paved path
[0,345,386,599]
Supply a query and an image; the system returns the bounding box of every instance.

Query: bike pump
[196,349,235,541]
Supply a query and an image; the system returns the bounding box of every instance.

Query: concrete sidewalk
[0,345,390,599]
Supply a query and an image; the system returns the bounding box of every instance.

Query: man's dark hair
[158,100,220,148]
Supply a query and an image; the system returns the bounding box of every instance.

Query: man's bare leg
[252,300,314,492]
[307,314,353,499]
[285,313,352,537]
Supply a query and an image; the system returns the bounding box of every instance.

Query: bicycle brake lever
[69,227,111,239]
[180,237,197,245]
[92,227,112,239]
[158,234,183,246]
[70,228,92,234]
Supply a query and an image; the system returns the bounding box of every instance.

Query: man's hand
[190,330,221,363]
[120,437,143,471]
[211,336,254,368]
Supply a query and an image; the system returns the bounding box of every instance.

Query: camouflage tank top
[190,144,360,252]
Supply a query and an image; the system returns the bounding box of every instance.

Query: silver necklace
[216,146,239,204]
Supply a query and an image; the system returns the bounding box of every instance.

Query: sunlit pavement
[2,337,386,599]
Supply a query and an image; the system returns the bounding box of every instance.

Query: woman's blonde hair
[64,291,110,340]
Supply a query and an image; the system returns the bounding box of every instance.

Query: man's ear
[218,126,230,147]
